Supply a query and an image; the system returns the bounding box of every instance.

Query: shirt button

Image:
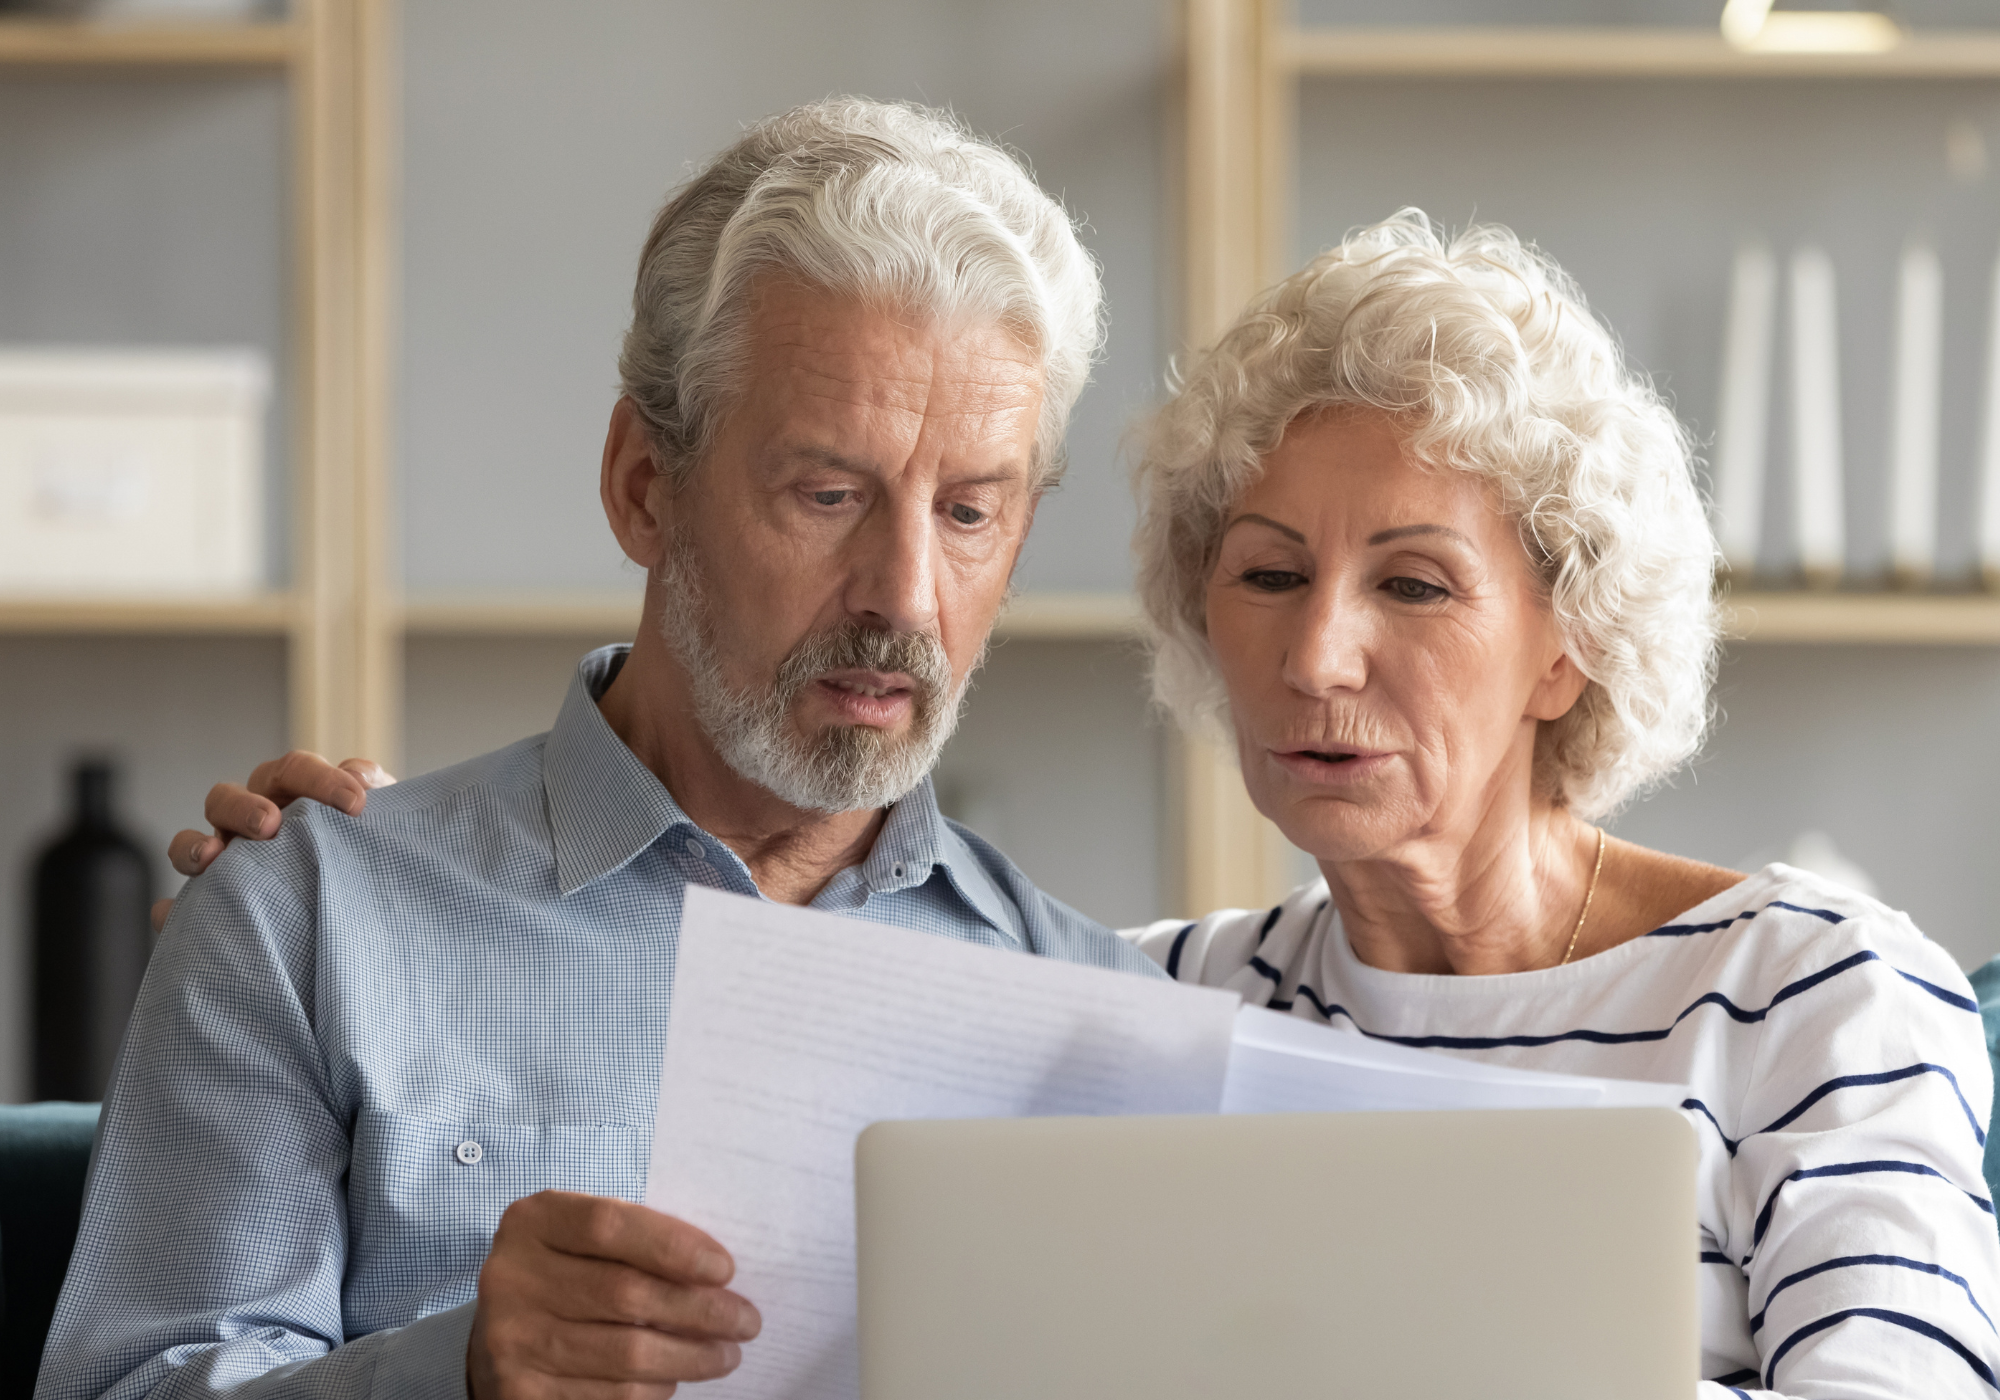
[684,837,704,858]
[455,1139,483,1166]
[891,863,906,880]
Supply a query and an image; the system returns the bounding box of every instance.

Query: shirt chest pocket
[345,1108,648,1332]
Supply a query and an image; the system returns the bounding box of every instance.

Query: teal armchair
[0,1102,100,1397]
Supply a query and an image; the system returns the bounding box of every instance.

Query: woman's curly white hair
[1133,209,1720,820]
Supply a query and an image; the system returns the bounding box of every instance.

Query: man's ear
[601,397,675,569]
[1525,649,1591,723]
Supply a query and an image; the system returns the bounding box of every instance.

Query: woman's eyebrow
[1222,512,1305,543]
[1368,523,1472,547]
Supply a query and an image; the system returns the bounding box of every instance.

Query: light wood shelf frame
[1173,1,2000,915]
[0,4,397,763]
[0,17,298,65]
[399,590,1148,642]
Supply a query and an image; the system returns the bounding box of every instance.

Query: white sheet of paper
[647,887,1241,1400]
[1221,1006,1687,1114]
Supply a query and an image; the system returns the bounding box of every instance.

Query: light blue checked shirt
[39,645,1162,1400]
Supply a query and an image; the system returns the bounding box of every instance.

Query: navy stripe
[1678,1062,1984,1159]
[1765,1308,1998,1391]
[1900,968,1982,1014]
[1247,955,1284,986]
[1649,898,1844,938]
[1725,1389,1751,1399]
[1751,1254,1995,1335]
[1164,923,1195,981]
[1702,1250,1735,1265]
[1769,900,1846,924]
[1286,949,1919,1054]
[1758,1063,1985,1147]
[1256,905,1283,946]
[1753,1161,1995,1249]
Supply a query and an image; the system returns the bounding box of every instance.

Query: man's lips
[810,671,917,727]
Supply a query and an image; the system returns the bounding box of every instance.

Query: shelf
[0,594,293,635]
[0,18,297,66]
[1281,27,2000,78]
[995,591,1144,639]
[1721,592,2000,644]
[402,591,640,637]
[401,590,1150,641]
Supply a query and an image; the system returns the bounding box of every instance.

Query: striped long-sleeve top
[1128,863,2000,1399]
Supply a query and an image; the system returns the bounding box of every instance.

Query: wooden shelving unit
[0,4,395,760]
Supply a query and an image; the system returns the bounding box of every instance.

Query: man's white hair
[619,97,1105,491]
[1133,209,1721,820]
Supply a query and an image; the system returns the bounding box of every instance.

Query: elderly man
[38,98,1162,1400]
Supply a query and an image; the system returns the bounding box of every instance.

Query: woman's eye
[1386,576,1447,602]
[948,503,984,526]
[811,489,851,507]
[1243,569,1306,592]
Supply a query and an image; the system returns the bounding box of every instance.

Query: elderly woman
[1128,211,2000,1399]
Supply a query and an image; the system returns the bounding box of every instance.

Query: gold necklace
[1558,826,1607,967]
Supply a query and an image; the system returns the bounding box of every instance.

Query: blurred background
[4,0,2000,1102]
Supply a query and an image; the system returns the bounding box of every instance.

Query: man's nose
[1282,583,1369,697]
[843,494,939,636]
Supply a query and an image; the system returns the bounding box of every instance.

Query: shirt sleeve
[33,826,472,1400]
[1706,912,2000,1400]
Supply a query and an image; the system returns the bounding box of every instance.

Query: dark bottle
[32,758,154,1102]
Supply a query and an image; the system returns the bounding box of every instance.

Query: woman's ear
[600,396,674,568]
[1526,649,1591,723]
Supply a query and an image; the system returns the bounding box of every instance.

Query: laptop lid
[856,1107,1697,1400]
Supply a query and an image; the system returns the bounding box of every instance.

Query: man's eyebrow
[1368,523,1472,547]
[779,444,876,473]
[1222,512,1305,543]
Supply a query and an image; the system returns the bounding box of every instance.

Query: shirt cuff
[366,1300,475,1399]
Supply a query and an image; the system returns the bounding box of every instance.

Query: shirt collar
[544,645,700,896]
[542,645,1016,940]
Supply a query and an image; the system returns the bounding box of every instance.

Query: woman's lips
[1270,748,1393,785]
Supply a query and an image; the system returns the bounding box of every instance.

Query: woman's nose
[1282,590,1368,696]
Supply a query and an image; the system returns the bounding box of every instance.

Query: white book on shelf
[1714,241,1776,577]
[1889,241,1942,581]
[1789,248,1845,582]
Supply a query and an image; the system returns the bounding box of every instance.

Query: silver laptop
[856,1107,1697,1400]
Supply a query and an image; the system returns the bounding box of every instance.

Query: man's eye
[1386,576,1447,602]
[1244,569,1305,592]
[811,489,851,507]
[948,503,984,526]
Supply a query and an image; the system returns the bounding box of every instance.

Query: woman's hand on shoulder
[152,752,397,932]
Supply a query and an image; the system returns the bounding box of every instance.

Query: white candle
[1714,241,1776,576]
[1889,241,1942,582]
[1980,246,2000,587]
[1790,246,1845,584]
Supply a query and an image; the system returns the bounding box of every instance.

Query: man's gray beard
[654,536,978,814]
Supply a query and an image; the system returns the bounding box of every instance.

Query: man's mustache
[774,622,954,712]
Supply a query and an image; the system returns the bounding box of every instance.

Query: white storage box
[0,348,270,597]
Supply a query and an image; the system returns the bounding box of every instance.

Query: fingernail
[736,1301,761,1338]
[248,814,268,837]
[696,1249,731,1285]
